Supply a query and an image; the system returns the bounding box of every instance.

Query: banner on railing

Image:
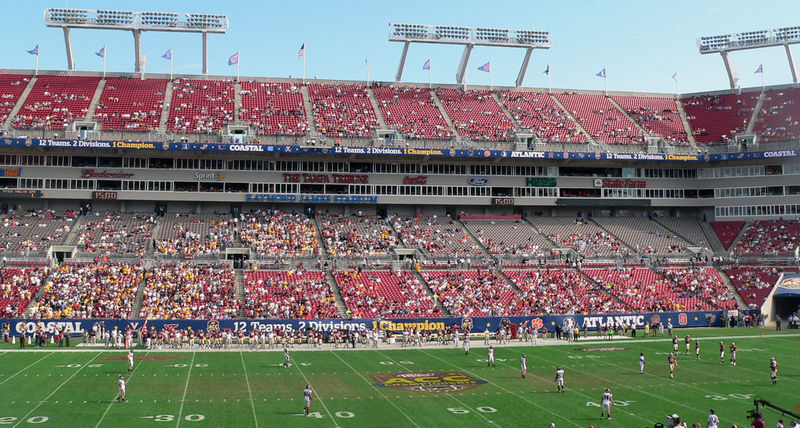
[1,310,728,337]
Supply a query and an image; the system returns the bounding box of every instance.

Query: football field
[0,328,797,428]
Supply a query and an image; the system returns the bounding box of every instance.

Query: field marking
[420,350,582,428]
[239,352,259,428]
[93,351,151,428]
[330,351,420,428]
[374,350,500,427]
[293,356,339,428]
[0,352,53,387]
[175,352,196,428]
[12,352,101,428]
[538,346,740,426]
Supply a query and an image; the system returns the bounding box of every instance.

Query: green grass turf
[0,328,798,428]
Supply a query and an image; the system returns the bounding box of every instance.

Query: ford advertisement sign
[468,177,489,186]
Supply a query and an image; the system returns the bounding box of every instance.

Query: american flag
[298,43,305,59]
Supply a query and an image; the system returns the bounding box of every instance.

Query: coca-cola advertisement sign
[81,169,134,179]
[403,176,428,185]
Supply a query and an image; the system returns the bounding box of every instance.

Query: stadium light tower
[389,23,551,87]
[44,8,229,75]
[698,26,800,89]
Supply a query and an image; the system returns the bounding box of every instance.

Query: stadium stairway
[62,214,87,246]
[652,217,708,248]
[157,80,174,133]
[2,75,37,130]
[366,87,387,128]
[233,81,242,124]
[491,92,522,131]
[300,85,322,138]
[234,268,246,318]
[430,89,461,139]
[716,269,748,309]
[523,217,561,249]
[130,265,149,319]
[698,221,727,254]
[607,96,650,138]
[548,94,608,150]
[575,268,632,311]
[84,79,106,123]
[746,92,766,133]
[674,99,698,149]
[725,220,752,256]
[410,268,451,316]
[650,266,726,309]
[325,269,349,317]
[586,217,638,255]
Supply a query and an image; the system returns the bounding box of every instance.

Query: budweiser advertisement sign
[403,176,428,185]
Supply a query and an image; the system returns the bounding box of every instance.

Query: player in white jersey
[283,345,291,368]
[303,385,313,415]
[453,330,459,348]
[463,334,470,355]
[707,408,720,428]
[600,388,614,420]
[555,366,565,392]
[128,349,134,373]
[117,375,126,402]
[639,353,645,374]
[487,346,495,367]
[520,354,527,378]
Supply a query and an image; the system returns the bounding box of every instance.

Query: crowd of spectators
[681,92,759,145]
[393,214,482,259]
[308,84,378,138]
[586,268,705,312]
[0,266,48,317]
[0,74,31,125]
[753,88,800,142]
[31,262,143,319]
[243,270,338,319]
[462,218,548,258]
[168,79,235,134]
[139,263,237,319]
[422,269,520,316]
[240,211,320,257]
[507,269,626,315]
[12,75,99,130]
[319,214,398,257]
[659,267,737,310]
[612,95,689,145]
[239,81,308,136]
[435,89,515,141]
[498,91,586,143]
[155,213,236,257]
[732,219,800,256]
[0,210,77,255]
[554,93,645,145]
[335,270,440,318]
[724,266,793,308]
[533,217,625,257]
[75,212,157,256]
[92,77,166,132]
[373,86,452,140]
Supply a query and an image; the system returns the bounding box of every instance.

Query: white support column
[63,27,75,71]
[515,47,534,88]
[395,41,410,83]
[202,32,208,76]
[720,51,737,89]
[133,29,143,74]
[785,44,798,85]
[456,44,473,85]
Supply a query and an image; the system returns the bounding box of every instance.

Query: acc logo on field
[678,313,688,326]
[650,314,661,325]
[461,317,473,332]
[372,372,486,393]
[207,320,220,333]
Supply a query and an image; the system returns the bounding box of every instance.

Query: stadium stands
[140,263,237,319]
[654,217,710,247]
[155,213,236,257]
[435,89,515,141]
[168,79,235,134]
[682,91,759,145]
[12,75,99,130]
[724,266,792,308]
[243,270,338,319]
[461,217,549,258]
[422,269,520,316]
[530,216,625,257]
[239,211,320,258]
[0,210,77,255]
[92,77,167,132]
[554,93,644,144]
[0,74,31,125]
[498,90,586,143]
[373,86,453,140]
[592,217,689,255]
[0,266,47,317]
[393,215,482,259]
[585,267,710,312]
[612,95,688,145]
[753,87,800,142]
[335,270,440,318]
[319,214,398,257]
[239,81,308,136]
[659,267,738,309]
[732,219,800,256]
[710,221,745,251]
[75,212,156,255]
[506,268,627,314]
[32,262,143,319]
[308,84,379,138]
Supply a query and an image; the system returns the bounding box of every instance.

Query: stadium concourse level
[2,71,799,146]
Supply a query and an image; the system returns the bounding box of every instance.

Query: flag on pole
[478,62,490,72]
[228,51,239,66]
[754,64,763,74]
[95,46,106,58]
[672,72,678,81]
[27,45,39,56]
[297,43,305,59]
[422,59,431,70]
[596,68,606,78]
[544,65,550,75]
[161,49,172,60]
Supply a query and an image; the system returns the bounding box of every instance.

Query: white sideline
[0,352,53,386]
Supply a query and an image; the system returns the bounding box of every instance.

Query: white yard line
[239,352,259,428]
[374,350,500,427]
[0,352,53,386]
[12,352,101,428]
[294,356,339,428]
[330,352,419,428]
[93,351,150,428]
[175,352,196,428]
[420,349,583,428]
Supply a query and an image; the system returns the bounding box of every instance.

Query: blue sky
[2,0,797,94]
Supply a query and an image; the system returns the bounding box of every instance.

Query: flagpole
[35,52,39,76]
[237,53,240,81]
[428,66,431,89]
[103,48,107,78]
[303,42,306,85]
[170,53,173,80]
[604,75,607,95]
[489,66,493,91]
[366,57,370,86]
[548,70,551,94]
